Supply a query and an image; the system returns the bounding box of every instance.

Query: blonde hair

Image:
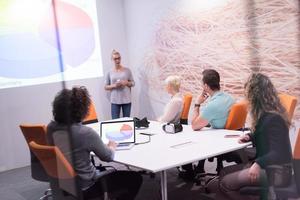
[165,75,181,92]
[111,49,120,59]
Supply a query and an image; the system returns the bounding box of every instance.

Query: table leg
[160,170,167,200]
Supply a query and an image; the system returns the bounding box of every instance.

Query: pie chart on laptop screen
[105,124,134,142]
[0,0,103,89]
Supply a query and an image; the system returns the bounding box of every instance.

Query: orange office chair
[29,141,80,199]
[213,100,249,172]
[180,93,193,125]
[295,129,300,160]
[82,101,99,167]
[20,124,52,199]
[29,141,114,200]
[268,129,300,198]
[225,100,248,130]
[20,124,48,146]
[278,93,298,122]
[82,101,98,124]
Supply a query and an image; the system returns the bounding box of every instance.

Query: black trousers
[83,171,143,200]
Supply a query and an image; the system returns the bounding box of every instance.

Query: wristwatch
[194,104,200,108]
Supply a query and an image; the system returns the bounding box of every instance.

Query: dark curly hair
[52,86,91,123]
[202,69,220,91]
[245,73,289,130]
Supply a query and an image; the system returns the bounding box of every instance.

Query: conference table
[87,120,250,200]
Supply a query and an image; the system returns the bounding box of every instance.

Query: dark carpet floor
[0,163,215,200]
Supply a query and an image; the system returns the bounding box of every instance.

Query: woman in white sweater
[157,75,183,123]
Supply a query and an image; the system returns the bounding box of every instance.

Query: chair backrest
[29,141,78,197]
[82,101,98,124]
[293,129,300,193]
[20,124,49,181]
[180,93,193,124]
[29,141,76,179]
[225,100,248,130]
[278,93,297,122]
[20,124,48,145]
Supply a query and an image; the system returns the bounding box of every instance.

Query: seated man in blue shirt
[192,69,234,130]
[180,69,234,179]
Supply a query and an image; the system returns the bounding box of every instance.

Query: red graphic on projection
[39,0,95,67]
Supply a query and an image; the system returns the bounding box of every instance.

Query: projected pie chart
[105,124,134,142]
[0,0,95,79]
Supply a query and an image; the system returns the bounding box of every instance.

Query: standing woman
[208,73,293,200]
[105,50,135,119]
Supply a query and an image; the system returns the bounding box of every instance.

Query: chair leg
[40,188,52,200]
[267,186,276,200]
[103,192,109,200]
[44,188,52,196]
[216,159,223,174]
[40,193,52,200]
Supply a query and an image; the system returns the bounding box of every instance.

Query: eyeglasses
[113,57,121,60]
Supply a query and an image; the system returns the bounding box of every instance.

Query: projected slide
[0,0,103,89]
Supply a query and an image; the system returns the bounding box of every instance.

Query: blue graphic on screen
[105,124,134,142]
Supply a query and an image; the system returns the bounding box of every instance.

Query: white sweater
[157,93,183,123]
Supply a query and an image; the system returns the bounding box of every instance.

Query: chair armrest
[265,165,282,186]
[96,169,116,179]
[266,165,284,170]
[265,164,292,187]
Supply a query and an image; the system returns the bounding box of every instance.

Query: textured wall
[140,0,300,121]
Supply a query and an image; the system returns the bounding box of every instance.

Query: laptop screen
[100,120,135,144]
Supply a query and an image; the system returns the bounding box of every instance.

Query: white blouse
[157,93,183,123]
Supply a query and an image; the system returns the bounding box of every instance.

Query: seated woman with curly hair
[47,86,142,200]
[207,73,293,200]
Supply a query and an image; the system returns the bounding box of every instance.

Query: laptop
[100,119,135,150]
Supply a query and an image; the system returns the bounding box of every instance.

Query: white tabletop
[86,120,249,173]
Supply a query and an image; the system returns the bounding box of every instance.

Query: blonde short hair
[111,49,120,59]
[165,75,181,91]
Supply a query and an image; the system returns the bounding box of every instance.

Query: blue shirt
[200,91,234,129]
